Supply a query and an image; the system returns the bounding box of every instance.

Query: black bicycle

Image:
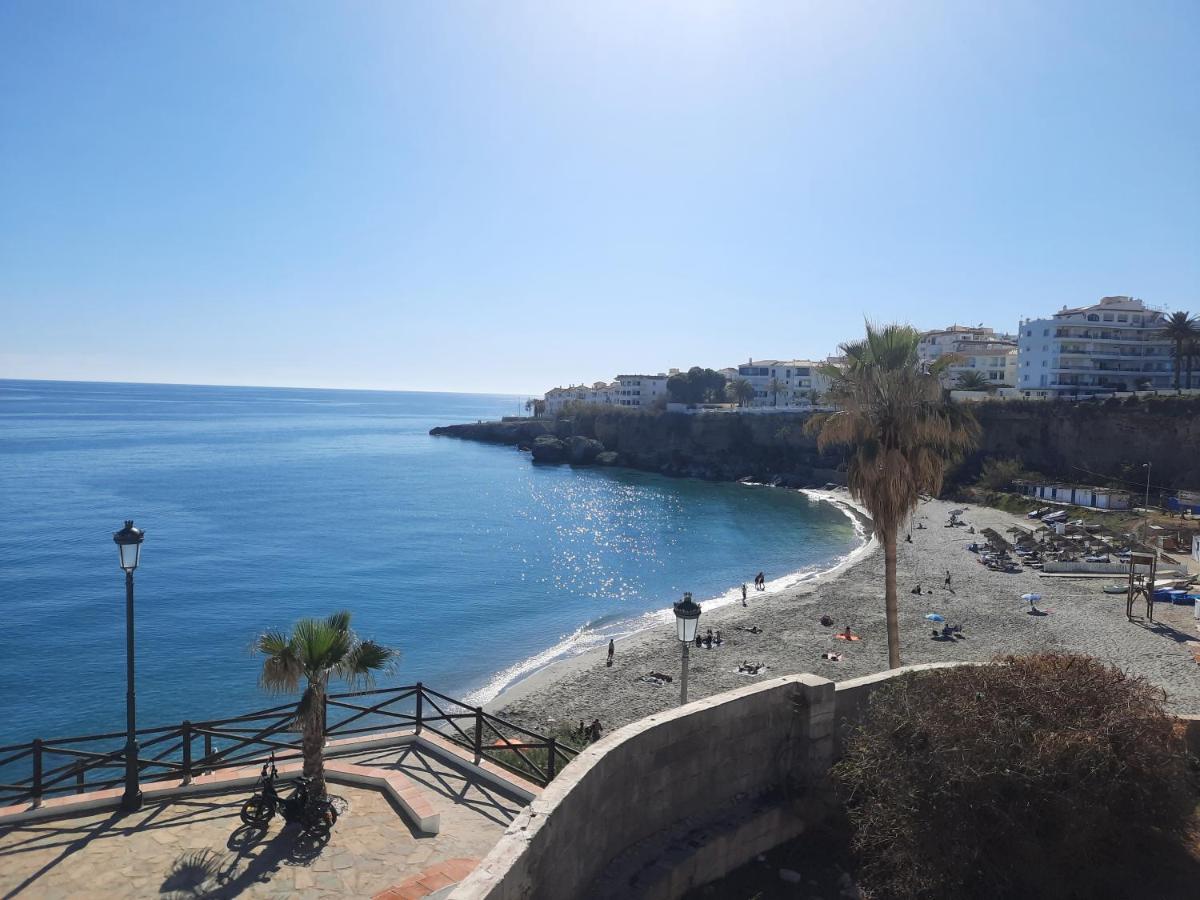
[240,754,338,833]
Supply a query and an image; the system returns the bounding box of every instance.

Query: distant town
[540,296,1200,415]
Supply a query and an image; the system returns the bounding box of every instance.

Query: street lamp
[113,520,144,811]
[1143,462,1152,512]
[672,592,701,706]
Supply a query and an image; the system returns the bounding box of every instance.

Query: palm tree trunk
[884,528,901,669]
[301,682,327,800]
[1175,340,1183,392]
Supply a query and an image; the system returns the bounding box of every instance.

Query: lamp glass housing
[113,521,144,572]
[673,593,701,642]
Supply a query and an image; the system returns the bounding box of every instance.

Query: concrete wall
[452,673,837,900]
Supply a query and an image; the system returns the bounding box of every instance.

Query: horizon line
[0,376,535,399]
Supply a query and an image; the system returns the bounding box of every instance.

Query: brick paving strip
[373,856,480,899]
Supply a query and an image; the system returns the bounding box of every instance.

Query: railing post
[547,737,557,781]
[204,733,213,772]
[415,682,423,735]
[181,721,192,784]
[474,707,484,763]
[32,739,43,808]
[75,762,85,794]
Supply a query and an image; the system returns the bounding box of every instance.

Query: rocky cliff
[431,397,1200,493]
[430,410,845,486]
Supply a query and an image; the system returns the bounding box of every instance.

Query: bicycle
[240,754,339,833]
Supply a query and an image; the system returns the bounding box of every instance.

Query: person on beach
[704,628,714,649]
[715,630,723,646]
[607,638,614,667]
[755,572,765,591]
[945,570,955,594]
[589,719,602,742]
[694,631,703,648]
[577,720,586,740]
[742,583,747,606]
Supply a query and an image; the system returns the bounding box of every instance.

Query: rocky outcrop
[530,435,567,463]
[595,451,620,466]
[568,436,605,465]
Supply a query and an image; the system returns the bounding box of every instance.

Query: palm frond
[337,639,398,687]
[255,629,303,694]
[325,610,352,634]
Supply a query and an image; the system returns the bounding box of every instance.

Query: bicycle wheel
[240,796,275,825]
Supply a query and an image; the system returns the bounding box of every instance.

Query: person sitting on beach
[694,632,703,648]
[704,628,714,649]
[820,614,834,627]
[911,584,922,595]
[714,630,723,646]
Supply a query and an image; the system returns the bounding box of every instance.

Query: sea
[0,379,862,744]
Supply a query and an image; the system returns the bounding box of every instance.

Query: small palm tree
[254,611,397,800]
[767,377,785,407]
[726,378,756,407]
[954,370,994,392]
[1158,311,1198,392]
[811,324,979,668]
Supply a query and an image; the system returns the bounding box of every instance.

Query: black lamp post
[672,592,701,706]
[113,520,144,811]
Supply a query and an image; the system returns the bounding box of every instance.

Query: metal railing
[0,683,578,807]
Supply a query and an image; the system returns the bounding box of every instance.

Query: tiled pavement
[0,746,523,898]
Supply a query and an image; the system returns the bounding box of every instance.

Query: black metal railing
[0,683,578,807]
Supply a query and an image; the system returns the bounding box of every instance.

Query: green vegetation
[975,457,1029,491]
[725,377,755,407]
[811,323,979,667]
[834,654,1197,900]
[254,611,397,800]
[953,370,994,392]
[666,367,728,404]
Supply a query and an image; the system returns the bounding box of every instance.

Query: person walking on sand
[590,719,602,742]
[606,638,614,667]
[742,583,748,606]
[944,570,955,594]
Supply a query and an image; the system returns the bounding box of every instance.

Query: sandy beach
[491,491,1200,735]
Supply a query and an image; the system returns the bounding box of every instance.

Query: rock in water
[568,436,605,465]
[595,451,620,466]
[530,435,567,463]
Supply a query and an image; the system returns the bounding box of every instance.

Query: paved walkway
[0,746,523,898]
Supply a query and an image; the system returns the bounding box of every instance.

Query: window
[1026,330,1033,337]
[1103,313,1113,321]
[1117,314,1127,322]
[1043,329,1049,336]
[1087,314,1099,321]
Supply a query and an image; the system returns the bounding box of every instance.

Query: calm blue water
[0,380,859,744]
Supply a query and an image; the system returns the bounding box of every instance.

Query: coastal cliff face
[430,410,845,485]
[431,397,1200,492]
[965,398,1200,491]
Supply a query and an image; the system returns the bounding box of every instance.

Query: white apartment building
[918,325,1019,388]
[543,381,620,415]
[733,359,831,407]
[1016,296,1172,396]
[613,374,670,408]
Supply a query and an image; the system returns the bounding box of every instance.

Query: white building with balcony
[613,374,670,408]
[1016,296,1172,396]
[733,359,831,408]
[918,325,1019,388]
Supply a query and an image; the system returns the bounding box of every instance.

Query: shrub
[975,457,1029,491]
[833,655,1195,900]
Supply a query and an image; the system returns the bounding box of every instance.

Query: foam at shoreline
[465,487,874,706]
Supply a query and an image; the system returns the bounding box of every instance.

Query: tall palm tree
[1185,338,1200,391]
[811,324,979,668]
[726,378,756,407]
[1158,311,1198,392]
[254,611,397,800]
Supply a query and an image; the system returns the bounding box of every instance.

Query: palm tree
[254,611,397,800]
[954,371,994,392]
[726,378,756,407]
[1185,338,1200,391]
[1158,311,1198,392]
[767,377,785,407]
[810,324,980,668]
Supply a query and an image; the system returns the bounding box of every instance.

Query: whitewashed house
[1013,479,1131,510]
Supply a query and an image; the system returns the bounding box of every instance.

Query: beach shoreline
[481,487,877,712]
[491,493,1200,735]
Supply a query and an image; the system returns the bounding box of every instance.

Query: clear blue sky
[2,1,1197,394]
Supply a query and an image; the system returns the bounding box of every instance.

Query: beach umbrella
[924,613,945,622]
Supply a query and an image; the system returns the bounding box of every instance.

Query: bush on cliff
[834,654,1197,900]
